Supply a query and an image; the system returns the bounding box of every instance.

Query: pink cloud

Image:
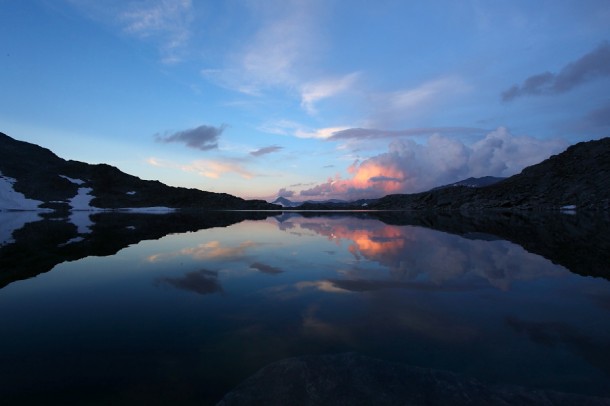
[297,128,566,200]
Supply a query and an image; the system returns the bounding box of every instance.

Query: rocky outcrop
[370,137,610,211]
[217,353,610,405]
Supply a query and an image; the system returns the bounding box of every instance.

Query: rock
[216,353,610,406]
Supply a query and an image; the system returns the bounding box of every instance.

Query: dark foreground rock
[216,353,610,406]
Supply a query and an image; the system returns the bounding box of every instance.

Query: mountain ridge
[0,132,278,211]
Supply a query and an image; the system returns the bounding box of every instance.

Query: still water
[1,211,609,404]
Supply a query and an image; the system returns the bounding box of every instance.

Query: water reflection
[273,215,562,291]
[0,211,609,404]
[155,269,223,295]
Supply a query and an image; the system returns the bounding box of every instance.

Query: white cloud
[258,120,351,140]
[295,126,352,140]
[300,72,360,114]
[295,128,567,200]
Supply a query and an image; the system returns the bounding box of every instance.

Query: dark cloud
[502,41,610,102]
[250,145,283,157]
[156,124,226,150]
[155,269,222,295]
[277,188,295,198]
[250,262,284,275]
[328,127,486,141]
[369,175,404,183]
[327,278,485,293]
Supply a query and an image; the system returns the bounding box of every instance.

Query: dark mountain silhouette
[0,132,278,211]
[299,137,610,211]
[430,176,506,191]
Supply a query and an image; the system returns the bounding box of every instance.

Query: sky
[1,0,609,201]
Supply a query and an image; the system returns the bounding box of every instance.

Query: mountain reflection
[2,211,610,403]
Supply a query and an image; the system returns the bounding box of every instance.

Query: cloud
[368,77,469,126]
[300,72,360,114]
[296,127,566,200]
[277,188,295,198]
[328,127,487,141]
[156,124,226,151]
[202,0,319,95]
[180,241,258,261]
[250,145,283,157]
[250,262,284,275]
[295,126,352,139]
[155,269,222,295]
[146,155,255,179]
[502,41,610,101]
[182,159,253,179]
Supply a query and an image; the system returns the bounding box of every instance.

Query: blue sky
[1,0,609,201]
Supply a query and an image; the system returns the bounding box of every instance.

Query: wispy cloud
[300,72,360,114]
[202,0,318,96]
[258,120,351,140]
[69,0,195,64]
[146,155,254,179]
[250,145,283,157]
[183,159,254,179]
[328,127,487,141]
[367,77,469,127]
[502,41,610,102]
[155,124,226,151]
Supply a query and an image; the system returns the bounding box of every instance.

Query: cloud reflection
[250,262,284,275]
[155,269,223,295]
[148,240,258,263]
[277,216,563,291]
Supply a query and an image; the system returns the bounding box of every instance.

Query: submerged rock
[217,353,610,405]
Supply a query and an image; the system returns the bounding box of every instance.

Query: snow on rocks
[0,211,42,246]
[59,175,86,185]
[0,171,45,210]
[69,187,97,210]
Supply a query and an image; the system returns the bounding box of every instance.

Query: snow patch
[59,175,86,185]
[58,236,85,247]
[0,211,42,246]
[0,171,45,210]
[69,211,94,234]
[69,187,97,210]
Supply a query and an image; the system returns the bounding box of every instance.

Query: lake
[1,211,609,405]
